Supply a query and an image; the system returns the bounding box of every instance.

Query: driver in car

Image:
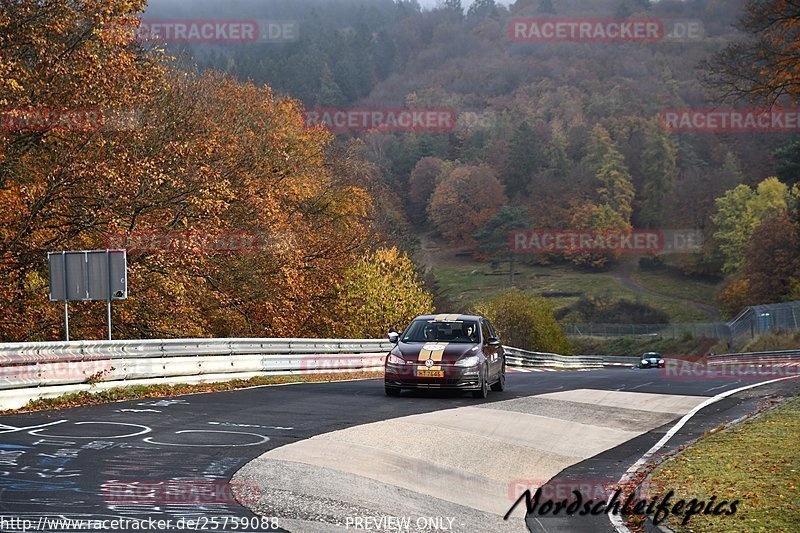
[463,324,477,342]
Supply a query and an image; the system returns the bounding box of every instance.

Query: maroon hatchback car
[384,314,506,399]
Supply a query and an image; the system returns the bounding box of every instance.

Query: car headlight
[641,359,649,365]
[387,353,405,365]
[455,355,480,367]
[658,359,664,364]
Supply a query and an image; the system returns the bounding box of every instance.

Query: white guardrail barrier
[707,349,800,365]
[2,338,794,410]
[0,338,394,410]
[0,338,604,409]
[502,346,604,369]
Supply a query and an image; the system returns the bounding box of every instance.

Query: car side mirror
[388,331,399,344]
[487,337,500,346]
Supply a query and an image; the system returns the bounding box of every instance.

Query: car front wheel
[490,367,505,392]
[472,368,489,399]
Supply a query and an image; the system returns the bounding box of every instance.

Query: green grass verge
[647,396,800,532]
[1,371,382,415]
[632,269,720,307]
[741,331,800,352]
[431,262,718,322]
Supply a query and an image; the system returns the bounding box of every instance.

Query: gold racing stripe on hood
[418,342,448,364]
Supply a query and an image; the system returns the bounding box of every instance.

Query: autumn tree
[568,202,629,269]
[586,124,635,225]
[0,1,380,341]
[711,177,790,273]
[473,289,572,354]
[705,0,800,105]
[428,164,506,245]
[0,0,163,340]
[328,247,433,338]
[742,214,800,304]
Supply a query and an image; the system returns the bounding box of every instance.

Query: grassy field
[632,269,720,307]
[647,397,800,532]
[430,260,721,323]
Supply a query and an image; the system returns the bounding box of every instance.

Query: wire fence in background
[565,301,800,347]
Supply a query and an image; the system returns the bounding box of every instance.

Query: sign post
[48,250,128,341]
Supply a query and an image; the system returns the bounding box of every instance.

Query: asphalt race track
[0,369,797,533]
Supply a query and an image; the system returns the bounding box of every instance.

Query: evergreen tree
[467,0,496,18]
[443,0,463,14]
[474,206,530,286]
[503,121,545,198]
[615,2,633,19]
[774,136,800,188]
[318,63,346,107]
[639,118,677,228]
[720,151,744,190]
[537,0,556,14]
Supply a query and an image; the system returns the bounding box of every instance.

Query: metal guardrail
[600,355,642,365]
[707,349,800,365]
[0,338,607,409]
[4,337,792,410]
[0,338,395,409]
[503,346,604,369]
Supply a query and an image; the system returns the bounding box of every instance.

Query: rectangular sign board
[48,250,127,302]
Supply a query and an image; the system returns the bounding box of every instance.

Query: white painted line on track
[704,381,739,393]
[608,375,800,532]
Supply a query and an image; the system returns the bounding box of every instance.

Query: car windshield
[402,320,479,343]
[645,353,661,358]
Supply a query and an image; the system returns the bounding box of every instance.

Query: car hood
[395,342,480,364]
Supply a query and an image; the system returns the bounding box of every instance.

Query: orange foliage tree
[0,1,382,341]
[428,164,505,245]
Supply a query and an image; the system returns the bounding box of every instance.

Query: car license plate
[415,369,444,378]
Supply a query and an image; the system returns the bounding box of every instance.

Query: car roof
[644,352,661,356]
[413,314,484,322]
